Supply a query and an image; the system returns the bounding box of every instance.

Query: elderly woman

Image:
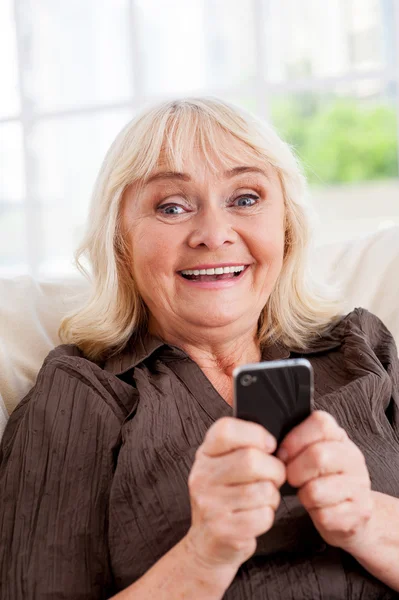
[1,98,399,600]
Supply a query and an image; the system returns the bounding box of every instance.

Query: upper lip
[178,263,249,271]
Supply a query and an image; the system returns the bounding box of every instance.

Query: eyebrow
[145,166,268,185]
[224,166,268,179]
[144,171,191,184]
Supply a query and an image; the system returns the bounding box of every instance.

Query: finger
[228,481,281,513]
[309,496,373,536]
[286,440,365,488]
[278,411,347,463]
[209,447,286,488]
[228,505,276,539]
[298,474,369,510]
[190,481,280,524]
[202,417,277,457]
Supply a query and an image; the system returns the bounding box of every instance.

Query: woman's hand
[278,410,373,552]
[185,417,286,570]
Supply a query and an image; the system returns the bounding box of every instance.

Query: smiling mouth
[178,265,249,282]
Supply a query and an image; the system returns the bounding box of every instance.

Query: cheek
[128,223,180,284]
[250,215,285,266]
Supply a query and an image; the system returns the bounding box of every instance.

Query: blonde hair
[59,97,342,361]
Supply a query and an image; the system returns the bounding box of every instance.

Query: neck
[179,335,261,378]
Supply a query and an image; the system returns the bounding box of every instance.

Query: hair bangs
[152,103,268,179]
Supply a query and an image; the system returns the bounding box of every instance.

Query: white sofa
[1,226,399,439]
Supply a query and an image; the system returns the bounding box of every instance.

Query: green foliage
[271,94,398,184]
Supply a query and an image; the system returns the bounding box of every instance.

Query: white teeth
[180,265,246,276]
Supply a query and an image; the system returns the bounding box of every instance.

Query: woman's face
[122,137,286,341]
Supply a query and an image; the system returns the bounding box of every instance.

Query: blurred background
[1,0,398,279]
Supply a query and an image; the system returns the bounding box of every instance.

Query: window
[1,0,398,277]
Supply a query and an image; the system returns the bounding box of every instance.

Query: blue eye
[233,194,259,207]
[158,204,186,215]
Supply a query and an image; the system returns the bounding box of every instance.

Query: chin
[185,310,248,331]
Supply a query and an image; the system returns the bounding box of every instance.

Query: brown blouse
[1,308,399,599]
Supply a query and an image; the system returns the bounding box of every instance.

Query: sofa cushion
[0,276,89,420]
[312,227,399,343]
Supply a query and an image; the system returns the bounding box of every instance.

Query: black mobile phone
[233,358,313,495]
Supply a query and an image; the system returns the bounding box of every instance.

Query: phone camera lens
[241,374,255,387]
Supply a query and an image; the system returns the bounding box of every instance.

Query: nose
[187,206,238,251]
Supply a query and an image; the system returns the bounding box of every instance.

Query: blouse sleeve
[357,307,399,433]
[0,352,130,600]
